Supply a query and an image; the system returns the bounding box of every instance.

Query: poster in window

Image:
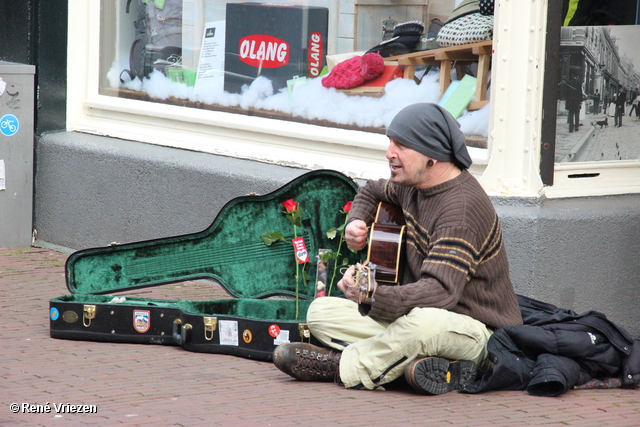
[555,26,640,163]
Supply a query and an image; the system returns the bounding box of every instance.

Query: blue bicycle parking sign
[1,114,19,137]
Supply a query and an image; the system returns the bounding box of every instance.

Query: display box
[224,2,328,94]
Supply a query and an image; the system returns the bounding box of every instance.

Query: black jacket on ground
[464,295,640,396]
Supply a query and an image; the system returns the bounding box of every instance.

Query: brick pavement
[1,247,639,426]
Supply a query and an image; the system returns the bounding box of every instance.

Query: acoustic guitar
[365,202,406,284]
[351,202,406,303]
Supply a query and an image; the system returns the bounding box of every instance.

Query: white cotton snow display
[107,64,490,136]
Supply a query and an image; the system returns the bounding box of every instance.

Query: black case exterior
[49,296,180,346]
[50,170,358,361]
[173,311,319,361]
[49,297,319,360]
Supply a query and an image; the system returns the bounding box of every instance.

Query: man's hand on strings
[337,263,377,304]
[345,219,368,251]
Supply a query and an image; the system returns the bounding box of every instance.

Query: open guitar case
[49,169,362,361]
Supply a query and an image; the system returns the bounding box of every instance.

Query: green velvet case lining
[65,170,361,299]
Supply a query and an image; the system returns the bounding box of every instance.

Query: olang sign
[308,32,323,77]
[224,3,328,94]
[239,35,290,68]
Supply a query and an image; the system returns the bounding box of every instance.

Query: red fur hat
[321,53,385,89]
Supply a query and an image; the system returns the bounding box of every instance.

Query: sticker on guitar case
[243,329,253,343]
[50,307,59,321]
[274,329,290,346]
[268,324,281,337]
[133,310,151,333]
[219,320,239,346]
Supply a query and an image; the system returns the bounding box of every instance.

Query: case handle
[172,319,192,345]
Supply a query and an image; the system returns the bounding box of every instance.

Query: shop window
[98,0,494,144]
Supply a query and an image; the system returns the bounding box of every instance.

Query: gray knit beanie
[386,103,472,169]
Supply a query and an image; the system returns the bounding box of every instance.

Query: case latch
[204,317,217,341]
[83,305,96,327]
[299,323,311,343]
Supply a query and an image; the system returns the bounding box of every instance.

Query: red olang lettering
[308,32,323,77]
[239,35,289,68]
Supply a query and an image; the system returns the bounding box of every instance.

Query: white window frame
[67,0,640,198]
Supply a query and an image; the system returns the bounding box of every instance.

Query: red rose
[281,199,299,213]
[343,201,353,213]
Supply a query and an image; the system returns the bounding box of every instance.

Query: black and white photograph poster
[555,26,640,163]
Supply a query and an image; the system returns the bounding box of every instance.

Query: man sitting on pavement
[272,103,523,394]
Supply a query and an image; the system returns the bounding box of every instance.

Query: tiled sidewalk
[1,247,638,426]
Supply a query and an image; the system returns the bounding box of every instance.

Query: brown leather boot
[273,343,341,382]
[405,357,476,395]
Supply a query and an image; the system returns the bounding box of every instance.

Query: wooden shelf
[393,41,493,111]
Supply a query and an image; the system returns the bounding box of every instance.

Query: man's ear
[427,159,434,167]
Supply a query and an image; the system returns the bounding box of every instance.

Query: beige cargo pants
[307,297,492,389]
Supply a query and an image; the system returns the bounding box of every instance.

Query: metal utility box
[0,61,36,247]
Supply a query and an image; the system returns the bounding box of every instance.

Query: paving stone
[1,247,638,426]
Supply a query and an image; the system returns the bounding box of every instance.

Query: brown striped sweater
[349,170,523,329]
